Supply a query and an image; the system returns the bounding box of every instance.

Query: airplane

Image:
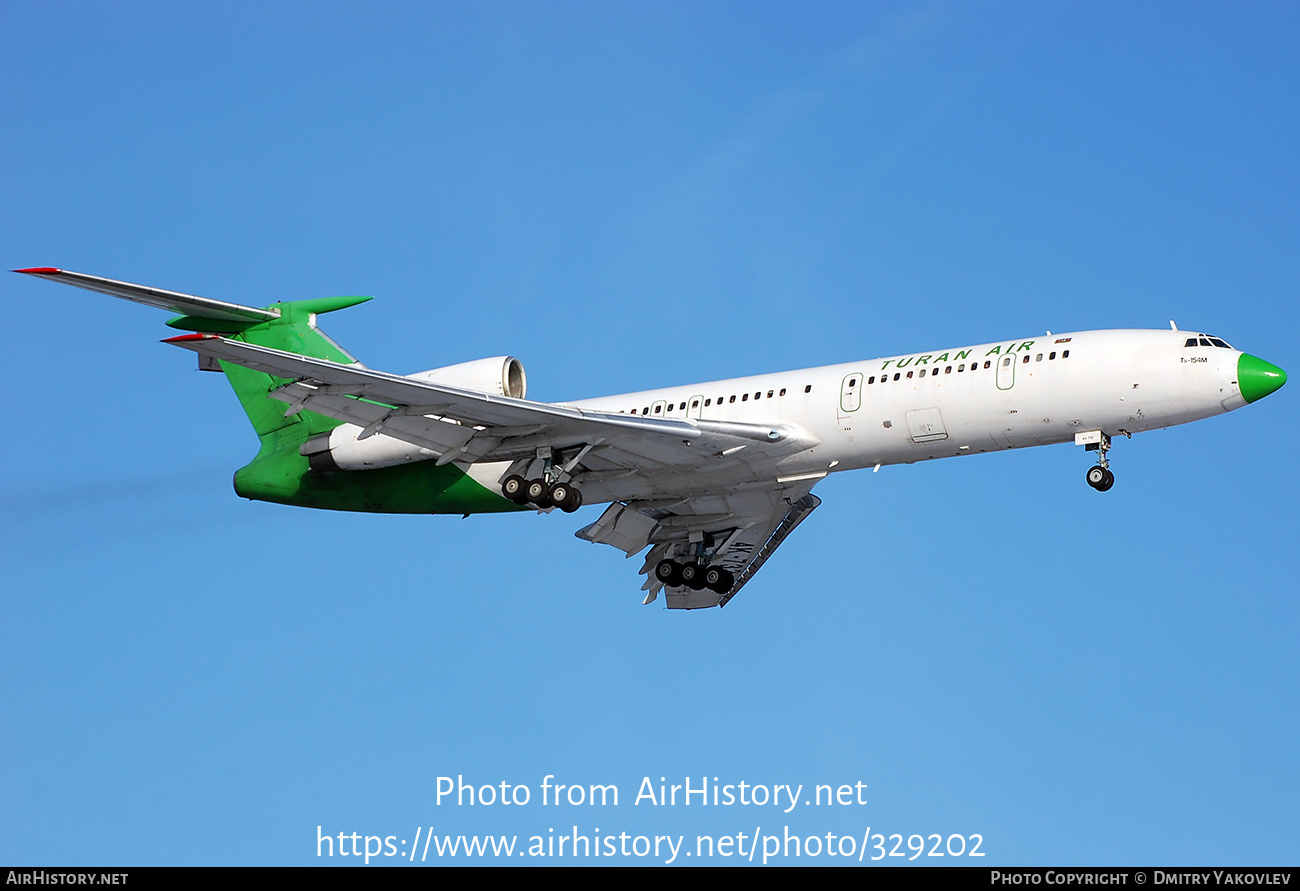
[14,267,1287,610]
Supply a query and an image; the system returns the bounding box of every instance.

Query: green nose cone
[1238,354,1287,403]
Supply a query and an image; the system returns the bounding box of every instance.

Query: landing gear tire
[546,482,583,513]
[655,559,683,588]
[547,481,572,509]
[525,478,552,507]
[502,474,528,504]
[1086,465,1115,492]
[680,563,707,590]
[704,567,734,593]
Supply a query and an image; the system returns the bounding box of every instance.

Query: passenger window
[868,376,876,384]
[918,369,926,378]
[957,364,965,372]
[1002,357,1012,367]
[742,393,749,401]
[755,392,761,399]
[1036,353,1043,362]
[729,395,736,403]
[907,371,914,379]
[1062,350,1070,358]
[704,399,711,407]
[654,405,661,414]
[805,385,812,393]
[767,390,774,398]
[1022,355,1030,364]
[779,388,786,396]
[642,407,649,415]
[893,373,901,381]
[984,360,991,369]
[945,366,952,374]
[691,400,699,408]
[1049,352,1056,360]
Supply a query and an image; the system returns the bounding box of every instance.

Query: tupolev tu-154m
[15,267,1287,610]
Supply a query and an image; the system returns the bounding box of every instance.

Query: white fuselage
[511,328,1243,505]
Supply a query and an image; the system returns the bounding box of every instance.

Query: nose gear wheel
[1086,465,1115,491]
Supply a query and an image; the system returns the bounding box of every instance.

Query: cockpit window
[1185,335,1234,349]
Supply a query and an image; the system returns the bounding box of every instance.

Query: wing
[577,482,822,609]
[14,267,279,323]
[163,334,820,499]
[164,334,826,609]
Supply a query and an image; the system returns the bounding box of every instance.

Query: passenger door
[996,354,1016,390]
[838,372,863,421]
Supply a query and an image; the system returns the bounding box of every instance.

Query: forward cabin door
[837,372,863,422]
[996,354,1016,390]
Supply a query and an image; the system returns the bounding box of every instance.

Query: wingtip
[13,267,62,275]
[161,333,219,344]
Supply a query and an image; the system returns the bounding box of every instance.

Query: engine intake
[406,356,526,399]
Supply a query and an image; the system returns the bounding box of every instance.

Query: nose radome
[1238,354,1287,403]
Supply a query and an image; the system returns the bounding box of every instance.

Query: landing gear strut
[1082,431,1115,492]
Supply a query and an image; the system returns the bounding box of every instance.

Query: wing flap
[716,493,820,607]
[583,481,823,609]
[576,502,659,555]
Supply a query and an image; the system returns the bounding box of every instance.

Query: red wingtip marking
[13,267,62,274]
[162,333,219,343]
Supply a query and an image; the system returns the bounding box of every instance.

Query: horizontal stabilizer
[13,267,279,324]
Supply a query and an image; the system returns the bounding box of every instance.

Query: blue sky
[2,0,1296,866]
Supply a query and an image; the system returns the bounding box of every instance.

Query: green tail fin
[167,295,371,501]
[167,294,370,437]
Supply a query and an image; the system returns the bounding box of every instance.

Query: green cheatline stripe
[1238,354,1287,404]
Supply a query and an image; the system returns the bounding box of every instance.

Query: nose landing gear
[1079,430,1116,492]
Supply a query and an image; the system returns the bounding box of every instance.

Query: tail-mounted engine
[405,356,526,399]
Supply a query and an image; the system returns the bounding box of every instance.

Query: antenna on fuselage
[1170,320,1178,330]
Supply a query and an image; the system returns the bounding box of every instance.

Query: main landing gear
[655,559,735,594]
[501,445,585,512]
[1082,431,1116,492]
[501,473,583,512]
